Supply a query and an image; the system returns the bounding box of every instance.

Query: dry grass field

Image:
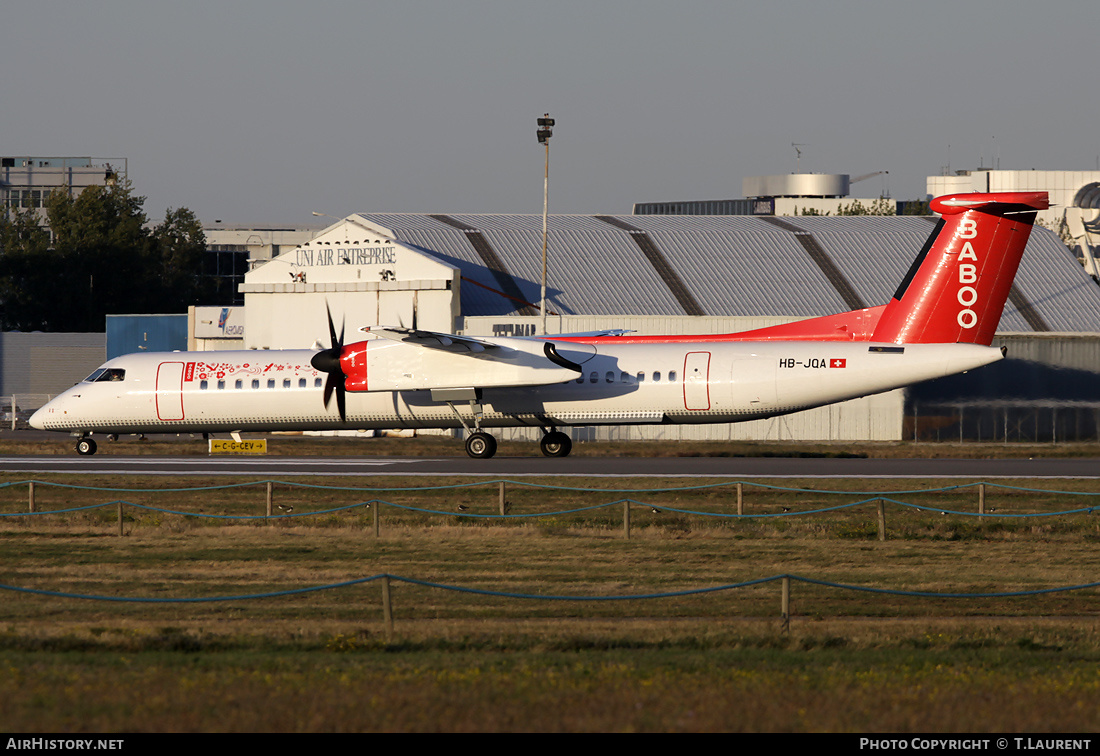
[1,437,1099,732]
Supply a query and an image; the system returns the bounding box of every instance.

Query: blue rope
[3,495,1095,520]
[7,477,1098,496]
[2,573,1096,604]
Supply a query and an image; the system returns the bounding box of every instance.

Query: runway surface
[1,454,1098,478]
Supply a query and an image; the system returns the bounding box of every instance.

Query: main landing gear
[461,429,573,459]
[445,395,573,460]
[539,430,572,458]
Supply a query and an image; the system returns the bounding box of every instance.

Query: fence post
[736,482,744,516]
[498,481,507,515]
[266,481,273,521]
[373,503,380,538]
[381,575,394,641]
[781,576,790,633]
[877,498,887,541]
[28,481,35,513]
[623,501,631,539]
[117,501,124,537]
[978,483,985,522]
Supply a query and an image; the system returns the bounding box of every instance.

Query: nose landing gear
[75,437,98,456]
[464,431,497,459]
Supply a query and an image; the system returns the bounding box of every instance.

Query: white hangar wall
[239,218,461,350]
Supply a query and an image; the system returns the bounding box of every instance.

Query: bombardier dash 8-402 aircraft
[31,192,1048,458]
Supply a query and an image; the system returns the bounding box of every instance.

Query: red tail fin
[870,192,1049,345]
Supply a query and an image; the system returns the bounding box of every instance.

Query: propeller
[310,303,347,423]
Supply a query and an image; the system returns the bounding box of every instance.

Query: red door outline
[156,362,185,421]
[683,351,711,411]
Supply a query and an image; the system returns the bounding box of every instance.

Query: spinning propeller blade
[310,303,348,423]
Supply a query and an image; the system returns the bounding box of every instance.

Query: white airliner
[31,192,1048,458]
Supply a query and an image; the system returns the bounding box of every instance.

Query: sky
[3,0,1097,225]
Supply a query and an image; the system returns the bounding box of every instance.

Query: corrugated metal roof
[357,213,1100,333]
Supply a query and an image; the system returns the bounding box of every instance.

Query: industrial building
[634,172,892,217]
[1,156,125,222]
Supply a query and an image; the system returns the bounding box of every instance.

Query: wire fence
[2,478,1098,530]
[3,572,1097,638]
[3,477,1097,632]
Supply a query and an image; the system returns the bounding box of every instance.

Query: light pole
[537,114,554,335]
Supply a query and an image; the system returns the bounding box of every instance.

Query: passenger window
[267,379,276,389]
[299,378,307,388]
[251,379,260,389]
[200,380,208,390]
[589,372,597,383]
[605,371,614,383]
[636,372,645,383]
[653,372,661,382]
[235,380,243,390]
[621,372,630,383]
[576,375,584,384]
[669,371,677,382]
[283,379,291,389]
[217,380,225,390]
[314,378,323,388]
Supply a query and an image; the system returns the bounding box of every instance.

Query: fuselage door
[683,351,711,410]
[156,362,185,421]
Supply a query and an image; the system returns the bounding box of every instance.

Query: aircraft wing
[346,326,597,393]
[361,326,498,353]
[536,329,634,339]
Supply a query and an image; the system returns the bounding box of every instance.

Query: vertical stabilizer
[870,192,1049,345]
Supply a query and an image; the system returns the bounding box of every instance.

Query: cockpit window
[84,368,125,382]
[95,368,126,382]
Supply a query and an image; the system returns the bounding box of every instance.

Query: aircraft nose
[29,405,46,430]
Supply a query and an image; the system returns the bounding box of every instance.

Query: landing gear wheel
[76,438,98,456]
[465,431,497,459]
[540,431,572,458]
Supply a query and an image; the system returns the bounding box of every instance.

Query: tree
[0,207,56,330]
[152,207,214,310]
[45,180,154,329]
[835,198,896,216]
[900,200,932,215]
[0,181,212,331]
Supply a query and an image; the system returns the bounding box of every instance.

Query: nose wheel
[76,438,98,456]
[465,431,497,459]
[540,431,572,457]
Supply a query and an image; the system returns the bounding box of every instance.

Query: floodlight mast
[537,114,554,335]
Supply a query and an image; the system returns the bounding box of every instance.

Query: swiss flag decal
[829,358,847,368]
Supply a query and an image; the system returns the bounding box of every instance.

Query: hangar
[235,211,1100,442]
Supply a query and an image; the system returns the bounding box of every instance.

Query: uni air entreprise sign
[294,246,396,267]
[208,439,268,455]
